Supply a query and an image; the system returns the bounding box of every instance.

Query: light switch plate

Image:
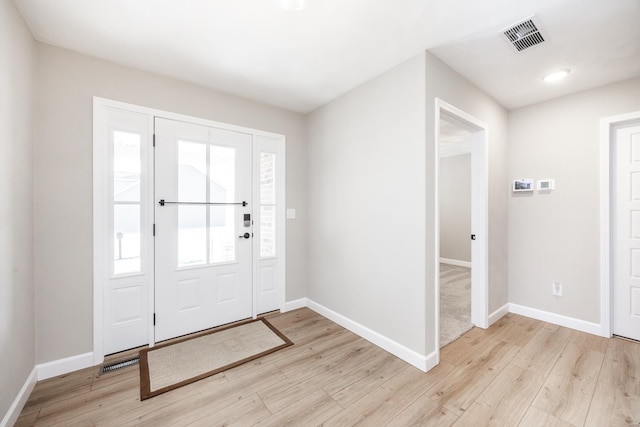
[286,209,296,219]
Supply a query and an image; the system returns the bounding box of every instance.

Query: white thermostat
[537,179,555,192]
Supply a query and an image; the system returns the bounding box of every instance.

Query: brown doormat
[139,318,293,400]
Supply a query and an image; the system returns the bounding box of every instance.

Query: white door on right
[613,121,640,341]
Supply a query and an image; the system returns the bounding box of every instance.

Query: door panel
[154,118,253,342]
[254,136,283,314]
[101,107,151,356]
[613,122,640,341]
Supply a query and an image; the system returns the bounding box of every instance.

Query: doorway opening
[601,111,640,341]
[435,99,488,351]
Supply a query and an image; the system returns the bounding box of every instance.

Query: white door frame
[599,110,640,337]
[93,97,286,365]
[434,98,489,353]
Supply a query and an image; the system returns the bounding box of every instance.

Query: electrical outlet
[552,281,563,296]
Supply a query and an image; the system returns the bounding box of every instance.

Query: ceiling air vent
[501,17,545,52]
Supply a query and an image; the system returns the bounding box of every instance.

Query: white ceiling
[12,0,640,113]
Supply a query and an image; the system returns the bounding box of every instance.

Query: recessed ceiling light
[543,69,571,83]
[280,0,305,10]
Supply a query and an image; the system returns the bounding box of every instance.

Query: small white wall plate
[537,179,555,192]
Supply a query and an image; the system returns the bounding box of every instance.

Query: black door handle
[239,232,251,239]
[470,234,476,240]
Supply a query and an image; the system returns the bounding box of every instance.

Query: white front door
[613,121,640,341]
[154,118,253,342]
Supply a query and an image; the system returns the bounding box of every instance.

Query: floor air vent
[501,17,545,52]
[101,356,139,374]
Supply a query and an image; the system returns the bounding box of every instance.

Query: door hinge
[153,313,156,325]
[153,134,156,147]
[153,224,155,236]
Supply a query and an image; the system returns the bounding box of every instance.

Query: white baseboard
[306,299,435,372]
[439,258,472,268]
[509,303,604,336]
[282,298,307,313]
[1,367,37,427]
[37,352,94,381]
[489,303,509,326]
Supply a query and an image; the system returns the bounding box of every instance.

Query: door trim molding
[434,98,489,355]
[600,110,640,338]
[93,97,286,364]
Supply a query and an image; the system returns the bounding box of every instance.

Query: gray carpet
[440,263,472,348]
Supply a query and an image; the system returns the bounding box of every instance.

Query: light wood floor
[16,308,640,426]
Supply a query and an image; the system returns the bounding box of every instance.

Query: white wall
[306,51,508,360]
[508,77,640,323]
[33,43,307,364]
[307,53,428,355]
[440,154,471,263]
[0,0,35,419]
[425,52,509,348]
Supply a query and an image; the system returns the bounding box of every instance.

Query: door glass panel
[178,205,206,267]
[209,145,237,263]
[179,140,206,202]
[113,130,141,202]
[260,153,276,205]
[209,145,236,202]
[260,206,276,257]
[210,206,236,263]
[113,204,141,274]
[260,152,276,258]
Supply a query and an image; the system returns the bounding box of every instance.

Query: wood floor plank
[267,327,354,372]
[584,382,640,427]
[517,406,576,427]
[452,402,510,426]
[253,389,343,427]
[531,343,604,426]
[322,365,435,426]
[14,408,40,427]
[454,365,544,426]
[258,340,378,413]
[385,393,458,427]
[184,392,271,426]
[567,329,609,353]
[328,355,417,409]
[598,337,640,397]
[322,350,396,397]
[91,362,140,392]
[428,339,520,416]
[512,326,572,377]
[492,313,544,347]
[130,361,285,425]
[439,318,509,366]
[113,369,285,426]
[265,310,335,345]
[272,332,363,379]
[26,367,94,408]
[39,392,141,427]
[34,375,140,425]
